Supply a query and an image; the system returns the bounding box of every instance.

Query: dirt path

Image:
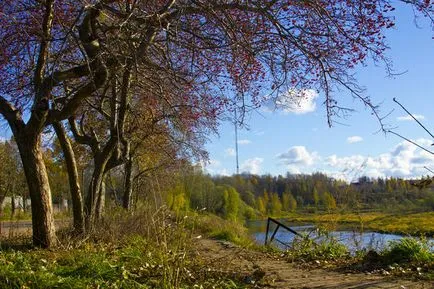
[0,220,69,236]
[194,238,433,289]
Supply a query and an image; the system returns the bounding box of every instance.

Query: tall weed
[285,228,349,262]
[381,237,434,264]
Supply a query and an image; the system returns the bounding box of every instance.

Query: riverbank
[194,238,433,288]
[259,211,434,236]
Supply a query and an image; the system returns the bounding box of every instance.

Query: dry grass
[282,211,434,236]
[0,205,251,289]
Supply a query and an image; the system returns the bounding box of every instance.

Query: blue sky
[204,3,434,181]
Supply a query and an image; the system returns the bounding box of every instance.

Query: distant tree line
[165,168,434,220]
[2,137,433,225]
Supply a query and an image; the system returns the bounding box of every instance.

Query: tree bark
[85,166,102,229]
[53,122,85,235]
[122,157,133,210]
[16,136,56,248]
[85,156,108,229]
[96,177,106,220]
[10,194,15,217]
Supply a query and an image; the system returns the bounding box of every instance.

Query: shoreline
[246,211,434,237]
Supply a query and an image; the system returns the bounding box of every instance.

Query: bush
[285,230,349,262]
[381,237,434,264]
[191,213,253,246]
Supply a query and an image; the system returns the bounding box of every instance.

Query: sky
[204,3,434,182]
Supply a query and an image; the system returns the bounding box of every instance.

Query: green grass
[367,212,434,236]
[186,212,255,247]
[0,237,248,289]
[0,209,32,221]
[280,229,434,280]
[284,229,349,263]
[0,208,250,289]
[0,208,70,221]
[381,237,434,264]
[276,212,434,279]
[0,242,146,288]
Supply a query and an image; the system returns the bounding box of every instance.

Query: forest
[161,169,434,218]
[2,137,433,223]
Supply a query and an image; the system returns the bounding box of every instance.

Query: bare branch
[393,97,434,140]
[387,130,434,156]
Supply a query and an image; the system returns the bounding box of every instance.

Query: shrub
[381,237,434,264]
[285,230,349,262]
[192,213,253,246]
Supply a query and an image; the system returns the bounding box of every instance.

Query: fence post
[264,217,270,245]
[264,217,303,246]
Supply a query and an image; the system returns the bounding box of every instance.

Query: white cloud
[267,88,319,114]
[347,136,363,144]
[241,158,263,174]
[277,146,318,166]
[237,139,251,145]
[326,154,367,174]
[415,138,434,147]
[224,148,235,157]
[397,114,425,121]
[328,138,434,180]
[277,138,434,181]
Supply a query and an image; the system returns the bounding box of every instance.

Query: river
[246,219,433,252]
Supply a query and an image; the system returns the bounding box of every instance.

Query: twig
[424,166,434,174]
[387,130,434,156]
[393,97,434,140]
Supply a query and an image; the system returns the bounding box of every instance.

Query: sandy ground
[193,238,434,289]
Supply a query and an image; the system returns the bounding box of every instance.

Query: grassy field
[0,209,251,289]
[0,236,249,289]
[280,211,434,236]
[0,209,432,288]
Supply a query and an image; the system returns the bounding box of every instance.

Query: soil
[193,238,434,289]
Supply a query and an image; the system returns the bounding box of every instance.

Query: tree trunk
[96,177,106,220]
[11,194,15,218]
[85,157,106,229]
[134,177,140,211]
[122,157,133,210]
[16,137,56,248]
[0,192,5,236]
[53,122,85,234]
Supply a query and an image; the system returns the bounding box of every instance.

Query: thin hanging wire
[235,109,239,175]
